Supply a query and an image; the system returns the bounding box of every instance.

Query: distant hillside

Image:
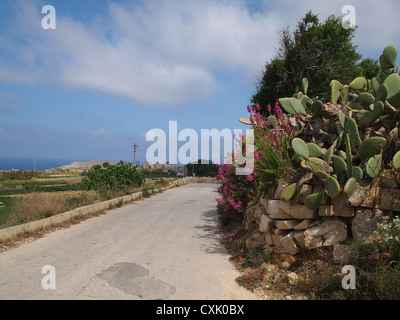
[56,160,119,171]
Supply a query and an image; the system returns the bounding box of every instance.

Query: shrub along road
[0,183,256,300]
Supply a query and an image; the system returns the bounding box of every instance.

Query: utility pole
[133,143,137,166]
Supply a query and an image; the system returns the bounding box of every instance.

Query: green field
[0,170,181,230]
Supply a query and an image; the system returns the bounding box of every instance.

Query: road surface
[0,183,256,300]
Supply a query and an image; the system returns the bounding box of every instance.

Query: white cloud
[92,128,110,137]
[1,0,399,106]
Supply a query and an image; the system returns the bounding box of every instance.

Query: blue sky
[0,0,399,167]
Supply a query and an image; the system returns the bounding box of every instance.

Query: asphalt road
[0,183,256,300]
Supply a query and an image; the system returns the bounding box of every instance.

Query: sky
[0,0,399,167]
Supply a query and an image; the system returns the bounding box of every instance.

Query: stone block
[304,219,348,249]
[279,201,317,220]
[319,205,335,217]
[294,219,313,230]
[319,204,354,218]
[259,214,274,233]
[259,197,270,214]
[273,246,289,254]
[351,209,384,241]
[265,231,274,246]
[271,233,286,247]
[360,186,381,208]
[280,232,300,256]
[268,200,292,219]
[298,184,313,204]
[243,220,256,232]
[254,205,266,223]
[380,188,400,212]
[293,230,306,250]
[275,220,299,230]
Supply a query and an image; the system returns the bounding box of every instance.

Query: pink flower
[255,104,261,111]
[391,186,399,196]
[247,105,252,113]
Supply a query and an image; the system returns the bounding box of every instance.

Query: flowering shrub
[216,102,301,224]
[216,162,258,225]
[250,102,299,189]
[236,269,265,292]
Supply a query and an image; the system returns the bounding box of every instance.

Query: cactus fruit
[349,77,367,90]
[366,154,382,178]
[304,192,325,210]
[307,143,325,158]
[311,100,324,119]
[351,166,363,182]
[325,175,341,199]
[393,151,400,171]
[292,138,309,159]
[331,155,347,175]
[344,177,357,198]
[279,183,297,201]
[358,137,386,159]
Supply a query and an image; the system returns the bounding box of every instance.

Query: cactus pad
[358,137,386,159]
[304,192,325,211]
[292,138,309,159]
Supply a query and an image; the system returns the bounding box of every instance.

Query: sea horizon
[0,157,134,171]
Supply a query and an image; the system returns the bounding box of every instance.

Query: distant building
[142,162,175,173]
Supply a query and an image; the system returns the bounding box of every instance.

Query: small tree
[83,161,144,192]
[252,11,361,111]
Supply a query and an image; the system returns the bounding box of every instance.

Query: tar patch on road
[97,262,176,299]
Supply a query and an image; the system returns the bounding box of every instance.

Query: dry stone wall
[243,180,399,257]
